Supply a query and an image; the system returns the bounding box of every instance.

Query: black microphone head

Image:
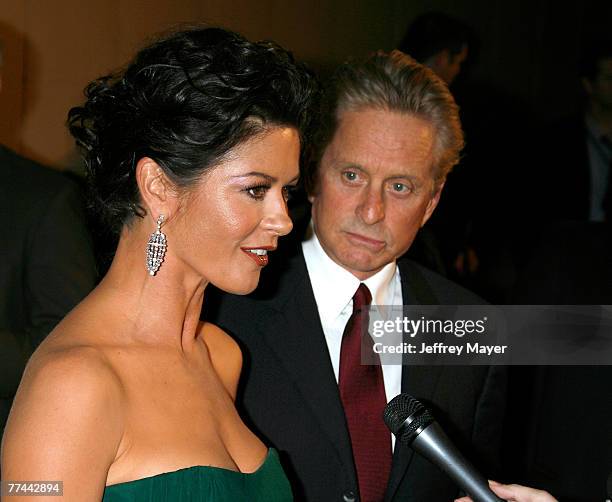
[383,393,434,445]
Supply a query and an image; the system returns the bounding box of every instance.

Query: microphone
[383,393,503,502]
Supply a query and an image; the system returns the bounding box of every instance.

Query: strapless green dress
[102,449,292,501]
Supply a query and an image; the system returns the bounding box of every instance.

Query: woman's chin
[214,277,260,296]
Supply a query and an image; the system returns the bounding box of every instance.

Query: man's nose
[358,187,385,224]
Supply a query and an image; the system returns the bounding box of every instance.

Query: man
[398,12,471,86]
[0,40,97,437]
[397,12,476,280]
[508,220,612,501]
[537,41,612,223]
[206,51,505,501]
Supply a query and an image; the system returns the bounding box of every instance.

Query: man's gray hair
[308,50,464,191]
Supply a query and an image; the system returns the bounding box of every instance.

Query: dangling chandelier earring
[146,214,167,276]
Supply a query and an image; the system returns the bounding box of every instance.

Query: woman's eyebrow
[232,172,277,182]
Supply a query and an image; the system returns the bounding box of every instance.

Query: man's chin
[338,255,388,280]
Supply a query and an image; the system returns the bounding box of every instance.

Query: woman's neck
[95,225,209,352]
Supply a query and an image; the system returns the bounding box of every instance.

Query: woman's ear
[135,157,176,220]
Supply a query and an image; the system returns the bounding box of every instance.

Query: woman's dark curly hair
[68,27,318,241]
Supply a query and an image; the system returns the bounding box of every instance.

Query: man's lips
[240,246,276,267]
[344,231,385,251]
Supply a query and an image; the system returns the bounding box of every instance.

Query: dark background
[0,0,610,168]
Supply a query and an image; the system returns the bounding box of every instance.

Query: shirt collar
[302,224,397,327]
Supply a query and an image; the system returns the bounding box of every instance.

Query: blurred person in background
[398,11,471,87]
[535,39,612,223]
[0,38,97,440]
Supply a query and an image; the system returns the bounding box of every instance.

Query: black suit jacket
[508,222,612,502]
[538,115,591,222]
[207,245,506,502]
[0,146,97,436]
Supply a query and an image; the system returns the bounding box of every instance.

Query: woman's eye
[246,185,269,200]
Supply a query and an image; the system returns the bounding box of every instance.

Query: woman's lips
[344,231,385,251]
[241,247,272,267]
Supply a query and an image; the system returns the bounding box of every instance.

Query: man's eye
[390,182,413,194]
[246,185,269,200]
[343,171,358,182]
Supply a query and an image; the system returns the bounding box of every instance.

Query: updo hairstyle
[68,27,317,241]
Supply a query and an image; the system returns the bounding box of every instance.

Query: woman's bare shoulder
[1,343,124,499]
[23,341,123,398]
[200,322,242,400]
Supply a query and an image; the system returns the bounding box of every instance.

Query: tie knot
[353,283,372,312]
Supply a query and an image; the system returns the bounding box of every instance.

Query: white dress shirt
[302,230,403,449]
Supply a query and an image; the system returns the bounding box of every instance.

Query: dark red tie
[339,283,392,502]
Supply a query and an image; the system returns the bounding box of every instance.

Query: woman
[1,27,316,501]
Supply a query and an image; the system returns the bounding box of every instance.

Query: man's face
[586,57,612,110]
[310,107,443,280]
[430,45,468,85]
[446,45,468,84]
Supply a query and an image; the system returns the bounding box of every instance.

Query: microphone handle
[412,422,504,502]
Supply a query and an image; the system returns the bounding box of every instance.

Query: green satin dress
[102,449,292,501]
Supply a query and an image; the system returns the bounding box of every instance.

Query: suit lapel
[398,259,444,405]
[259,252,357,486]
[258,254,447,500]
[385,259,444,501]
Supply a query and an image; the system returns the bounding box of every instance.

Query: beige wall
[0,0,412,170]
[2,1,609,170]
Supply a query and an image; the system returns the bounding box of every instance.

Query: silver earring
[146,214,167,276]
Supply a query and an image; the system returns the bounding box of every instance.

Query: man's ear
[420,181,445,227]
[306,176,320,204]
[135,157,175,221]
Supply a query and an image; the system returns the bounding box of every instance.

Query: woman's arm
[1,348,123,501]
